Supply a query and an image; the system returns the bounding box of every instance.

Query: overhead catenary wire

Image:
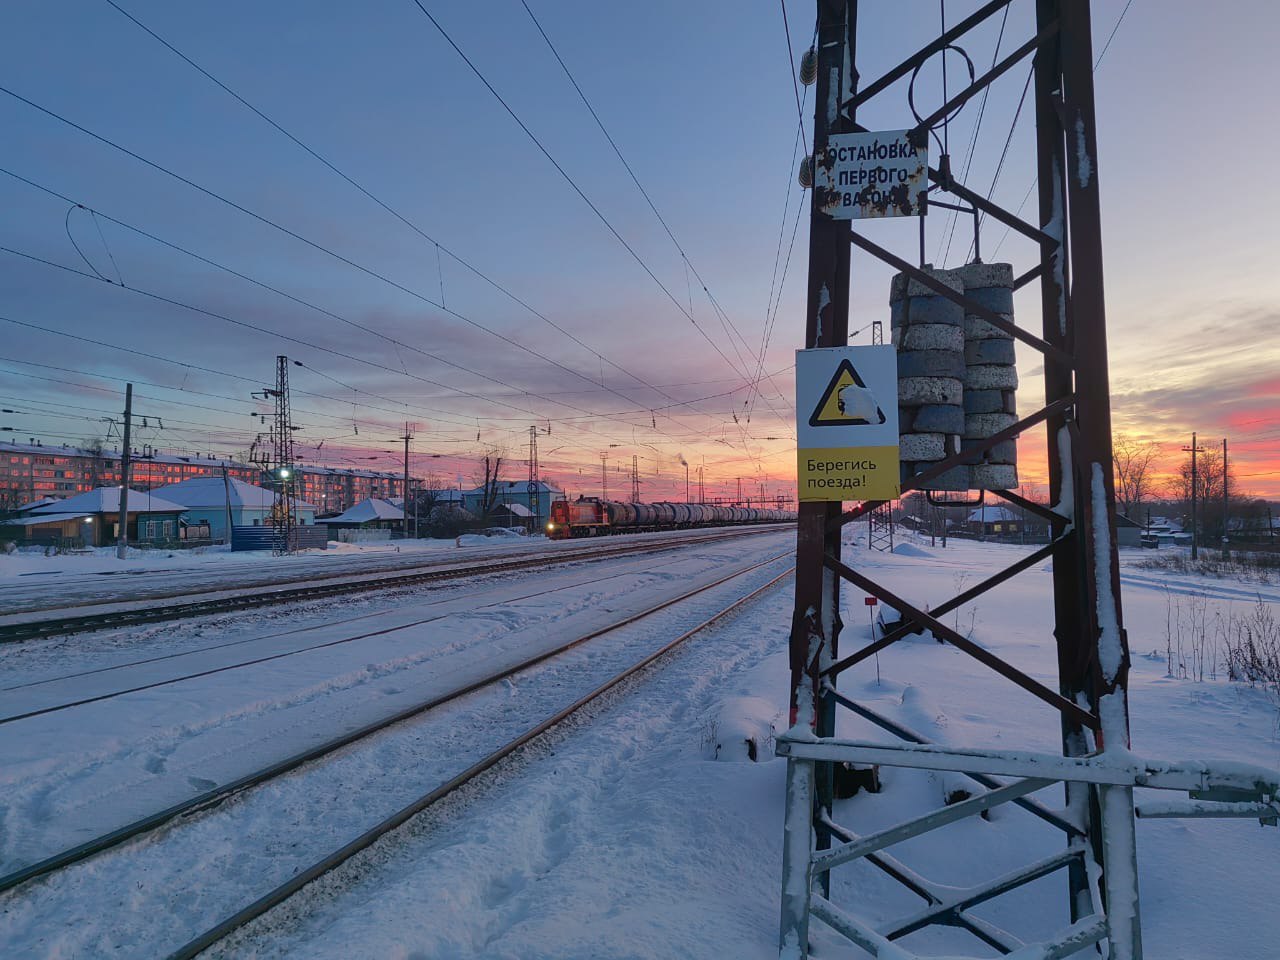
[0,85,709,424]
[405,0,759,389]
[99,0,691,412]
[937,3,1008,267]
[1,170,768,455]
[989,0,1137,259]
[518,0,794,417]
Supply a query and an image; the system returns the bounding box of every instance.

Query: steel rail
[165,565,794,960]
[0,554,794,896]
[0,525,793,643]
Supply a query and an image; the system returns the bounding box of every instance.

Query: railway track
[0,552,794,916]
[0,524,793,643]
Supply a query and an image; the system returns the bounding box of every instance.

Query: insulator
[799,47,818,86]
[798,155,814,189]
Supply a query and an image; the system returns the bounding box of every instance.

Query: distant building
[0,439,411,513]
[154,476,317,541]
[461,480,564,524]
[1113,512,1143,548]
[2,486,189,548]
[965,505,1023,538]
[325,498,405,530]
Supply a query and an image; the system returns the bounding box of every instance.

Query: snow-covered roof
[327,498,405,524]
[966,505,1021,523]
[28,487,188,516]
[15,497,58,513]
[498,502,533,518]
[154,476,316,512]
[462,481,563,496]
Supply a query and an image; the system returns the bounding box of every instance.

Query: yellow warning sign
[796,345,899,503]
[797,447,900,502]
[808,358,886,428]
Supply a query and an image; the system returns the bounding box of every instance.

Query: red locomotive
[545,497,795,540]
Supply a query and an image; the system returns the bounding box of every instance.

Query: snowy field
[0,526,783,618]
[1,530,1278,958]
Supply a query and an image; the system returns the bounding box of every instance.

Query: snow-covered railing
[777,734,1280,960]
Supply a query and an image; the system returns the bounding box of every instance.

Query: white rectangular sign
[816,129,928,220]
[796,345,900,502]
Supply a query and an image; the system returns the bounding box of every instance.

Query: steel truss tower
[778,4,1280,959]
[253,355,297,555]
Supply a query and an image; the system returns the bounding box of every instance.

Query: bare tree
[1112,434,1160,518]
[476,454,504,517]
[1175,446,1237,539]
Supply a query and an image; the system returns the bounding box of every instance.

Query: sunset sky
[1,1,1277,502]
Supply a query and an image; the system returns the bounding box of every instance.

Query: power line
[406,1,756,386]
[519,0,786,403]
[0,84,699,420]
[1,169,749,451]
[100,0,689,411]
[938,4,1008,266]
[990,0,1137,259]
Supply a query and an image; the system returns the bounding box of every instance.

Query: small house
[325,498,405,530]
[7,487,189,548]
[155,476,317,541]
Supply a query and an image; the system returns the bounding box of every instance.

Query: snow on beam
[774,737,1280,795]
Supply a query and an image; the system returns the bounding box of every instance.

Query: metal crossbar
[823,554,1099,730]
[825,396,1076,533]
[779,734,1280,959]
[821,538,1060,677]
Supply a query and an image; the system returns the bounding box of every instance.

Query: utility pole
[528,425,540,532]
[698,464,705,504]
[116,383,133,559]
[631,454,640,502]
[736,476,743,505]
[400,423,413,539]
[1183,433,1204,560]
[221,464,234,546]
[685,462,691,503]
[1221,437,1229,560]
[601,451,608,500]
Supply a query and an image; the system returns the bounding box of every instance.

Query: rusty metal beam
[844,0,1012,112]
[826,395,1076,533]
[823,554,1099,730]
[992,487,1062,524]
[935,173,1058,248]
[910,23,1057,136]
[822,539,1060,677]
[847,228,1072,364]
[823,688,1081,836]
[1013,263,1043,290]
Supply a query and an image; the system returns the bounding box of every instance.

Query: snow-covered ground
[0,526,782,617]
[1,531,1277,958]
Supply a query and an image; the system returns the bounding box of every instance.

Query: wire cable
[406,0,756,386]
[100,0,684,409]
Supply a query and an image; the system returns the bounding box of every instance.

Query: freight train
[545,497,796,540]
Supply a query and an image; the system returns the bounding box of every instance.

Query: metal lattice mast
[271,355,296,554]
[631,454,640,502]
[528,425,540,531]
[770,3,1280,957]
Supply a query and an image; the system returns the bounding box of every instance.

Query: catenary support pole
[401,424,412,539]
[1222,437,1229,560]
[116,383,133,559]
[785,1,855,944]
[221,464,234,545]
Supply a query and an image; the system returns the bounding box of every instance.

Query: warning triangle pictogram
[807,357,887,427]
